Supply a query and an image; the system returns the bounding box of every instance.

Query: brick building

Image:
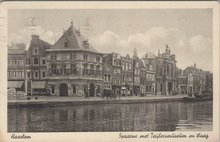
[143,53,157,95]
[26,35,52,95]
[133,49,140,96]
[121,54,133,96]
[8,43,26,92]
[156,45,177,95]
[46,22,103,97]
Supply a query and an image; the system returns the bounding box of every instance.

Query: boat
[183,94,213,101]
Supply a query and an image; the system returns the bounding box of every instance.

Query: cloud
[8,26,58,49]
[8,25,212,71]
[90,27,212,71]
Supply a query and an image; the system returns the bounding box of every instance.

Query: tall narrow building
[46,22,103,97]
[26,35,52,95]
[156,45,177,95]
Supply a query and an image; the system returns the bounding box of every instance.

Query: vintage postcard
[0,1,219,142]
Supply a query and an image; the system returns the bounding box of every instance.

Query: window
[64,40,70,48]
[51,54,57,60]
[14,60,17,65]
[35,72,38,78]
[20,60,23,65]
[51,85,55,93]
[33,58,39,65]
[62,64,66,69]
[42,59,46,65]
[114,69,116,74]
[90,64,94,70]
[96,57,100,62]
[117,69,121,74]
[126,63,128,70]
[129,63,132,70]
[27,72,31,78]
[8,71,11,77]
[70,54,75,59]
[83,40,89,48]
[14,71,17,77]
[27,58,31,65]
[19,70,23,77]
[33,46,39,55]
[104,74,107,81]
[71,64,76,68]
[52,64,57,69]
[72,85,76,94]
[42,72,46,78]
[122,62,125,70]
[108,75,111,82]
[83,64,88,69]
[83,54,88,60]
[96,65,100,70]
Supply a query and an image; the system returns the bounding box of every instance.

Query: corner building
[46,22,103,97]
[156,45,177,95]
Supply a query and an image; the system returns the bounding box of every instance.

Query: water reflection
[8,101,212,132]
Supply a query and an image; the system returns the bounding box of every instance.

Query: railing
[82,69,102,75]
[48,69,102,76]
[49,69,77,75]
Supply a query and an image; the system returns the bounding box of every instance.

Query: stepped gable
[27,35,52,56]
[51,22,97,52]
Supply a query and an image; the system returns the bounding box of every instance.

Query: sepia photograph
[0,1,219,142]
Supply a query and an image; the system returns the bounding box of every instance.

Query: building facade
[8,43,26,92]
[26,35,52,95]
[156,45,177,95]
[133,49,140,96]
[121,55,133,96]
[46,22,103,97]
[143,53,157,95]
[7,22,212,98]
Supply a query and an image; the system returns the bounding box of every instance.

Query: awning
[121,87,126,90]
[32,81,46,89]
[8,81,24,88]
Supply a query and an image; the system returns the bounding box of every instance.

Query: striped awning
[8,81,24,88]
[32,81,46,89]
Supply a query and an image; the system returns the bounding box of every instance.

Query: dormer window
[33,46,39,55]
[64,39,70,48]
[83,40,89,48]
[76,29,81,36]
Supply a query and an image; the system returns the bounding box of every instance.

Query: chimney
[194,63,196,67]
[31,35,39,40]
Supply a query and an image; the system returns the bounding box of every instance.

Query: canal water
[8,101,212,132]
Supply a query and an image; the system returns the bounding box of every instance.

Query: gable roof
[49,22,98,53]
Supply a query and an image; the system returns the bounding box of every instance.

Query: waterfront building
[26,35,52,95]
[143,53,157,95]
[133,48,140,96]
[102,54,113,96]
[176,69,187,95]
[121,54,133,96]
[184,64,212,96]
[203,71,213,94]
[184,64,202,95]
[8,43,26,92]
[138,59,147,96]
[46,22,103,97]
[156,45,177,95]
[103,53,122,96]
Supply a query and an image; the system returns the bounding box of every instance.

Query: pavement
[8,94,188,103]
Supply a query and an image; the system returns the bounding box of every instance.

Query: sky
[8,9,213,71]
